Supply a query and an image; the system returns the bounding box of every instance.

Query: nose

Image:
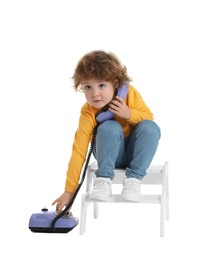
[91,88,99,97]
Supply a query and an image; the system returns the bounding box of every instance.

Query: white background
[0,0,206,259]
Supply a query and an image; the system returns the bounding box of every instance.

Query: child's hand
[109,96,131,120]
[52,191,74,214]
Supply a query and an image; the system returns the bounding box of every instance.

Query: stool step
[89,163,165,185]
[85,194,161,203]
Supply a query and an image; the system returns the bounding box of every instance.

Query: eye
[84,85,92,91]
[99,83,106,89]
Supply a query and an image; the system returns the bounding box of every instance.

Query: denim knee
[137,120,161,139]
[97,120,123,139]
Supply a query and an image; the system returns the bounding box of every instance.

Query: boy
[52,50,161,213]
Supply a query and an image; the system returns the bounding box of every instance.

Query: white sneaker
[89,177,112,201]
[121,178,141,202]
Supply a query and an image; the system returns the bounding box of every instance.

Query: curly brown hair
[72,50,131,91]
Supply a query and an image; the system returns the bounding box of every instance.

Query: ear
[113,79,119,89]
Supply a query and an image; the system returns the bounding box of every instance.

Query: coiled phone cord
[51,123,99,229]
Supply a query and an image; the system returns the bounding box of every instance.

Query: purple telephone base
[29,209,79,233]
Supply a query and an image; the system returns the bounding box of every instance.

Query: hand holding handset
[95,83,129,123]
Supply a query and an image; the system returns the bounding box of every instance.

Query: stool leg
[160,195,165,237]
[166,175,169,220]
[165,161,169,220]
[93,201,99,218]
[79,195,89,235]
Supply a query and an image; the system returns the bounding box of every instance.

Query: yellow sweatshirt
[65,85,154,192]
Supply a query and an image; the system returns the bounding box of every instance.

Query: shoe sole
[89,194,111,201]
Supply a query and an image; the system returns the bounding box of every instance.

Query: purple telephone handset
[95,83,129,123]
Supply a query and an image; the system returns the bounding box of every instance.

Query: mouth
[93,100,102,103]
[90,100,105,108]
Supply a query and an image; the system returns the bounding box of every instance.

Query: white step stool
[79,161,169,237]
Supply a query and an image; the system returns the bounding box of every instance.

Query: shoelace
[124,181,139,191]
[94,180,110,189]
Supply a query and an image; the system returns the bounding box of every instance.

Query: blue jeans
[93,120,161,180]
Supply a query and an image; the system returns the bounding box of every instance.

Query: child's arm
[52,105,96,213]
[126,85,154,125]
[65,108,95,193]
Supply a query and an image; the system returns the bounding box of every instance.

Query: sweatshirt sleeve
[127,86,154,125]
[64,105,96,193]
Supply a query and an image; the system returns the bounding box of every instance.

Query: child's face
[81,79,115,109]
